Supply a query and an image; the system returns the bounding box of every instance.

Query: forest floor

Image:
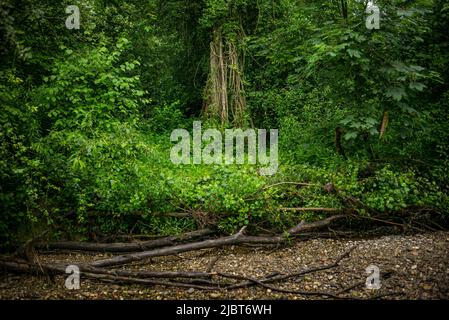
[1,231,448,300]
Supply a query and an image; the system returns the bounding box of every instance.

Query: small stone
[187,288,195,294]
[210,293,221,299]
[411,265,417,270]
[422,284,432,291]
[328,275,334,280]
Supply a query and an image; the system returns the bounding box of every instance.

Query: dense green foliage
[1,0,448,249]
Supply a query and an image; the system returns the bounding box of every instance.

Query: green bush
[0,70,44,249]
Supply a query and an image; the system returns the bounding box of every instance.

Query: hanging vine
[202,1,248,127]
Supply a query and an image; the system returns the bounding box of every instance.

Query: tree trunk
[203,28,246,127]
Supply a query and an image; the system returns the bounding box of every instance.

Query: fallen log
[80,266,212,280]
[90,215,348,268]
[0,258,66,275]
[0,246,357,297]
[80,272,217,290]
[34,228,215,253]
[0,258,218,290]
[0,257,211,280]
[0,255,398,299]
[280,208,343,213]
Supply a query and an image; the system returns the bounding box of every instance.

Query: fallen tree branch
[81,272,217,290]
[349,214,426,233]
[0,246,355,295]
[154,212,191,218]
[1,246,353,287]
[280,208,344,213]
[0,245,399,299]
[90,215,348,268]
[287,215,347,234]
[206,256,220,273]
[262,182,320,190]
[34,228,215,253]
[217,271,343,299]
[225,246,355,289]
[0,258,219,290]
[80,266,212,280]
[16,230,48,265]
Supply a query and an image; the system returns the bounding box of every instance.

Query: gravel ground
[1,231,448,300]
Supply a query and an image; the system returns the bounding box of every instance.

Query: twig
[262,182,319,190]
[206,257,220,273]
[217,272,343,299]
[351,214,426,233]
[226,246,356,289]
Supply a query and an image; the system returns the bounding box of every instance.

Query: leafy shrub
[34,37,148,132]
[145,100,186,133]
[0,70,44,249]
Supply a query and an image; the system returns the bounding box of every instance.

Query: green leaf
[369,127,379,136]
[344,132,358,140]
[385,87,406,101]
[347,49,361,58]
[409,82,426,92]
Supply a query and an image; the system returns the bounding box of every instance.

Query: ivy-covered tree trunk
[204,28,229,125]
[228,40,246,127]
[203,27,246,127]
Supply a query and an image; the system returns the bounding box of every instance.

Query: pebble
[422,284,432,290]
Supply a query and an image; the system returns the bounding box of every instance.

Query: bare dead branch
[206,256,220,273]
[34,229,215,253]
[226,246,356,289]
[90,216,348,268]
[280,207,343,213]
